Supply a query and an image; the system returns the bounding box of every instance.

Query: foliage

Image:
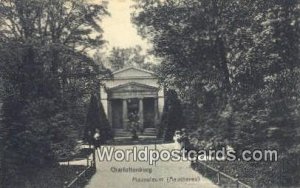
[0,0,108,186]
[133,0,300,186]
[4,165,88,188]
[156,99,168,138]
[160,90,184,141]
[84,94,113,145]
[96,45,157,71]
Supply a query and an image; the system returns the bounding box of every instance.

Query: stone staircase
[113,128,157,138]
[142,128,157,136]
[113,129,132,137]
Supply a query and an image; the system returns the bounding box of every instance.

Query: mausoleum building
[100,67,164,137]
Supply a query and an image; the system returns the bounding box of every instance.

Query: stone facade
[100,67,164,134]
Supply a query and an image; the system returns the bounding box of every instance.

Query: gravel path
[84,143,218,188]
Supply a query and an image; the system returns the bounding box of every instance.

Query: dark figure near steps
[93,129,101,148]
[128,111,140,140]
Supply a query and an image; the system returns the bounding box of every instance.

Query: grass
[58,148,94,162]
[192,159,300,188]
[4,148,97,188]
[5,165,90,188]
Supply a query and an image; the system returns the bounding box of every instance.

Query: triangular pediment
[109,82,158,93]
[112,67,155,78]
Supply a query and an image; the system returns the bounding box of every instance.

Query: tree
[84,94,113,145]
[156,100,168,139]
[133,0,246,146]
[0,0,108,186]
[103,45,155,71]
[161,90,184,141]
[133,0,300,186]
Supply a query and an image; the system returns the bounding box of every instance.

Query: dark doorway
[111,99,123,128]
[127,98,139,115]
[143,98,155,128]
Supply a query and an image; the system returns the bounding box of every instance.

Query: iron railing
[63,150,96,188]
[192,161,252,188]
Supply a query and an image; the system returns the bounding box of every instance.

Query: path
[84,143,218,188]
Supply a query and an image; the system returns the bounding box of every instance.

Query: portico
[100,67,164,137]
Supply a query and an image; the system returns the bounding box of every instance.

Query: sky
[100,0,150,52]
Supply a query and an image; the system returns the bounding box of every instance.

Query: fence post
[76,171,80,187]
[64,181,68,188]
[83,168,86,182]
[217,166,220,185]
[93,148,96,168]
[236,174,239,188]
[203,163,207,176]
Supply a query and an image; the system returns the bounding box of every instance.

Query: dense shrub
[84,95,113,145]
[160,90,185,141]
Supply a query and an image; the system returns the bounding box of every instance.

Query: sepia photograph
[0,0,299,187]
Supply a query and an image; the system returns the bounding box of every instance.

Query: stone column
[154,98,159,124]
[122,99,127,129]
[139,98,144,130]
[107,100,112,127]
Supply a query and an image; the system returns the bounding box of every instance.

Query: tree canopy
[94,45,158,71]
[0,0,109,186]
[133,0,300,186]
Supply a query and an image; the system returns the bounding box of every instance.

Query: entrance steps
[113,129,131,137]
[113,128,157,138]
[142,128,157,136]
